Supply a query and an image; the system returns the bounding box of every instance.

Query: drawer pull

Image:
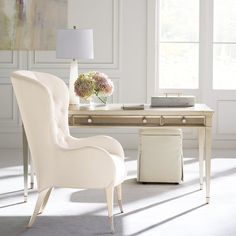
[143,118,147,124]
[88,118,93,123]
[182,117,187,124]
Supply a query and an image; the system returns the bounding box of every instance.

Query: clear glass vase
[89,95,107,107]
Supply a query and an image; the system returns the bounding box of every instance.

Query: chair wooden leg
[105,186,114,233]
[28,188,51,228]
[38,187,53,215]
[116,184,123,213]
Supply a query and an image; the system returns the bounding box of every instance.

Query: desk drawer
[70,115,205,126]
[161,116,205,126]
[71,115,161,126]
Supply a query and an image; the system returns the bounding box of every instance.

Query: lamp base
[69,60,79,105]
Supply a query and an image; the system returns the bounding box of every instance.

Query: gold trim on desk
[69,115,206,127]
[68,104,211,127]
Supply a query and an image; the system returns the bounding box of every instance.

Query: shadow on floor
[0,215,119,236]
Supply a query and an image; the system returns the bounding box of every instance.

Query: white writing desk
[23,103,213,203]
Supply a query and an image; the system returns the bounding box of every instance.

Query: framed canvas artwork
[0,0,67,50]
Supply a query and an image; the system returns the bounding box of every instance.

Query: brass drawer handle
[143,117,147,124]
[182,117,187,124]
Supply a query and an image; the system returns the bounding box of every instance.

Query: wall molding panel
[0,51,19,68]
[0,0,234,152]
[28,0,120,71]
[216,100,236,136]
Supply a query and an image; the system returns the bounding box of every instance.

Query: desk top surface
[69,103,214,116]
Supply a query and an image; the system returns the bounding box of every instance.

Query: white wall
[0,0,235,155]
[0,0,147,149]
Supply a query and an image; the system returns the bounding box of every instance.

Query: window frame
[146,0,220,102]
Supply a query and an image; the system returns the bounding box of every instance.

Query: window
[157,0,236,91]
[159,0,199,89]
[213,0,236,90]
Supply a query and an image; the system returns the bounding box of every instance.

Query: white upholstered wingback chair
[11,70,126,232]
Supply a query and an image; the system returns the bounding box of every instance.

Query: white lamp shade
[56,29,94,59]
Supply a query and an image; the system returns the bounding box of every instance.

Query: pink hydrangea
[74,73,95,99]
[93,72,114,96]
[74,71,114,102]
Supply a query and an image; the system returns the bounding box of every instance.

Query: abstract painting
[0,0,67,50]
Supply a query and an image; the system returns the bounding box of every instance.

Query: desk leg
[22,125,28,202]
[205,127,212,204]
[28,150,34,189]
[198,128,205,190]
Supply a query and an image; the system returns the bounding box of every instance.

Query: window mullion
[199,0,214,99]
[147,0,159,101]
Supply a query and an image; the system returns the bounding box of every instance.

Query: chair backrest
[11,71,70,188]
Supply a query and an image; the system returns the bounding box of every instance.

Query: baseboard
[0,146,235,159]
[183,148,236,158]
[126,148,236,159]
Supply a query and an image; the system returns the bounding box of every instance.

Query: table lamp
[56,27,94,105]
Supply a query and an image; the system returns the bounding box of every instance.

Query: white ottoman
[137,128,183,183]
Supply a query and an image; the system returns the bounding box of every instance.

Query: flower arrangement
[74,71,114,104]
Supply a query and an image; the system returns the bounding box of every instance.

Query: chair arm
[54,146,119,189]
[66,135,125,159]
